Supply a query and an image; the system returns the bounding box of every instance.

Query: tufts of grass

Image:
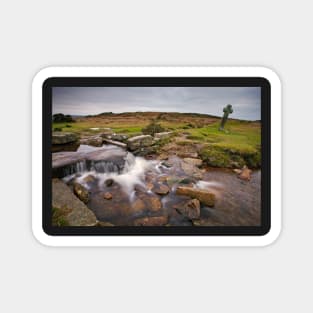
[186,134,204,141]
[52,207,69,227]
[114,127,143,134]
[187,120,261,168]
[153,136,172,151]
[176,140,192,146]
[199,143,261,168]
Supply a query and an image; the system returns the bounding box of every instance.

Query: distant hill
[74,111,258,124]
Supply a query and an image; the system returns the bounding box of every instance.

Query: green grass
[191,121,261,168]
[114,126,144,134]
[52,207,69,226]
[176,141,191,146]
[52,122,146,136]
[184,120,260,145]
[52,118,261,168]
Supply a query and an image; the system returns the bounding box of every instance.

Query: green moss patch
[52,207,70,227]
[199,143,261,168]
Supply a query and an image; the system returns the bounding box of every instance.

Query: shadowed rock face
[52,132,78,145]
[52,142,80,153]
[52,179,97,226]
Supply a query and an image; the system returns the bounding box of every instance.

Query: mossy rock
[52,207,69,226]
[199,145,261,169]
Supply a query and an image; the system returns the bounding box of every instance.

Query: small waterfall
[123,152,137,173]
[58,147,159,197]
[60,159,123,177]
[90,160,121,173]
[63,160,87,177]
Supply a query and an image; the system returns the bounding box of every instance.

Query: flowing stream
[53,144,261,226]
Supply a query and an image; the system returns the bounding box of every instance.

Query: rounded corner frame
[32,66,281,247]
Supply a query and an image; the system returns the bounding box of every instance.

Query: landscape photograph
[51,87,261,227]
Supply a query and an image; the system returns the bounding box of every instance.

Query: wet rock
[103,192,113,200]
[175,199,200,220]
[134,184,147,193]
[166,176,180,187]
[148,196,163,212]
[179,177,195,185]
[238,166,252,181]
[181,160,203,180]
[158,153,169,160]
[105,178,114,187]
[111,134,128,142]
[52,179,97,226]
[83,174,96,183]
[133,216,168,226]
[133,146,157,157]
[97,221,114,227]
[157,175,169,183]
[137,194,163,212]
[131,199,146,213]
[161,161,172,168]
[176,186,215,207]
[73,182,90,203]
[81,136,103,147]
[233,169,242,174]
[154,131,172,139]
[183,158,203,167]
[152,184,170,195]
[146,182,154,190]
[52,132,78,145]
[127,135,154,151]
[52,142,80,153]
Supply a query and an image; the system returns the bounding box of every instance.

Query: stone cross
[219,104,233,130]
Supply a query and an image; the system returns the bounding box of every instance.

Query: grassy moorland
[53,112,261,168]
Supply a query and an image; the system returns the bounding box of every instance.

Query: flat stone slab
[53,147,126,168]
[154,131,172,139]
[52,146,127,177]
[176,186,215,207]
[102,138,127,148]
[52,179,97,226]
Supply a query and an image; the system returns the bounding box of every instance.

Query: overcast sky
[52,87,261,120]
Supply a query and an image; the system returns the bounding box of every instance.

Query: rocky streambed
[52,139,261,227]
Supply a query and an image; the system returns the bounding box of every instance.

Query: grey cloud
[53,86,261,120]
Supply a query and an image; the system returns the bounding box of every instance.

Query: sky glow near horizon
[52,86,261,120]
